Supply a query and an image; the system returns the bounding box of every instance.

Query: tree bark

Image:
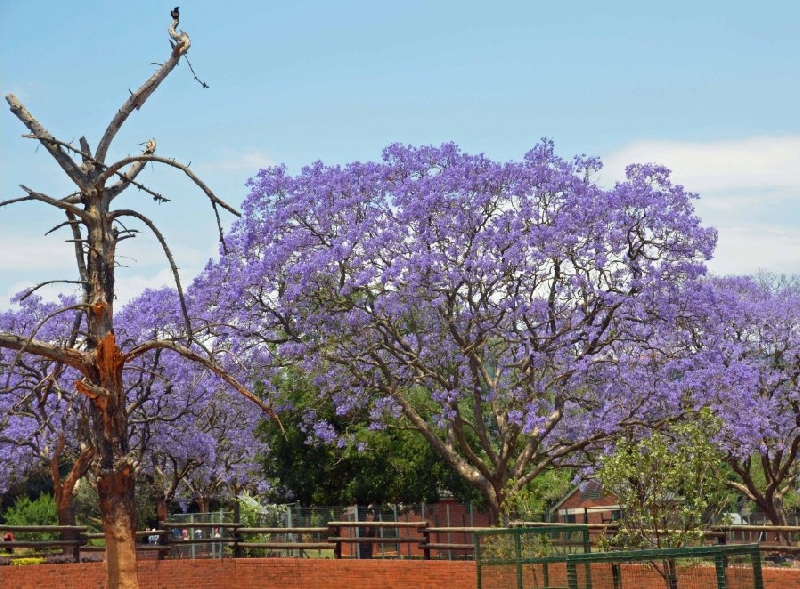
[98,466,138,589]
[86,329,139,588]
[728,467,794,546]
[51,439,94,555]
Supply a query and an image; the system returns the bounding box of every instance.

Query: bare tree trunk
[662,558,679,589]
[196,496,212,515]
[728,467,794,546]
[98,464,138,588]
[762,493,792,546]
[156,497,169,526]
[86,335,140,587]
[72,169,141,584]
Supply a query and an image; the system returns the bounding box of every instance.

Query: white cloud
[709,225,800,277]
[601,136,800,278]
[113,268,182,308]
[0,234,75,272]
[198,149,277,175]
[600,136,800,194]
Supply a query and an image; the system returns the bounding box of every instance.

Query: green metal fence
[564,543,763,589]
[475,529,764,589]
[474,525,591,589]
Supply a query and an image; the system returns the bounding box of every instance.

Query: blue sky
[2,1,798,308]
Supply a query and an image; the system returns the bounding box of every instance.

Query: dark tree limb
[45,219,81,236]
[5,95,86,187]
[101,154,239,216]
[95,21,189,163]
[66,211,90,298]
[106,139,156,197]
[0,195,37,207]
[111,208,193,344]
[183,53,210,89]
[18,185,89,221]
[19,133,166,203]
[17,280,87,301]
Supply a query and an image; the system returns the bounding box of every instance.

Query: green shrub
[2,494,58,541]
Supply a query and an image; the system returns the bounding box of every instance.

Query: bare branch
[111,208,193,343]
[104,139,169,203]
[103,153,237,249]
[5,94,86,187]
[1,195,37,207]
[79,137,92,164]
[106,162,148,196]
[22,133,94,165]
[17,280,87,301]
[183,53,210,89]
[0,333,87,373]
[66,211,89,294]
[19,185,89,221]
[44,219,81,236]
[122,339,282,430]
[101,155,239,216]
[2,191,81,208]
[106,139,157,198]
[95,25,189,163]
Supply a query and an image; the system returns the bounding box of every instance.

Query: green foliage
[235,495,289,556]
[480,530,555,561]
[597,410,731,550]
[258,371,482,506]
[502,469,574,521]
[73,479,102,531]
[2,494,57,541]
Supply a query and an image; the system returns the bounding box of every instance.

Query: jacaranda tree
[197,141,717,519]
[0,295,92,548]
[0,11,273,588]
[117,288,266,521]
[1,287,266,551]
[669,275,800,543]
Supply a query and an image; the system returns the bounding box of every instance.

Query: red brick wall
[0,558,476,589]
[2,558,799,589]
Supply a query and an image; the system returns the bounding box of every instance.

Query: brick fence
[2,558,799,589]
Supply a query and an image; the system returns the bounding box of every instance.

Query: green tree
[259,372,482,507]
[502,468,574,522]
[596,412,734,589]
[597,411,731,551]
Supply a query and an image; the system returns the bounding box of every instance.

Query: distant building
[551,482,620,525]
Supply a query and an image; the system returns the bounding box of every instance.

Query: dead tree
[1,11,272,589]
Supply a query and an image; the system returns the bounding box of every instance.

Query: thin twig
[183,54,210,89]
[18,281,87,301]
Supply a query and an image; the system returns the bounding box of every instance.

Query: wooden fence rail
[0,525,88,562]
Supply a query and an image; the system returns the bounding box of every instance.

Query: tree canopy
[196,141,717,518]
